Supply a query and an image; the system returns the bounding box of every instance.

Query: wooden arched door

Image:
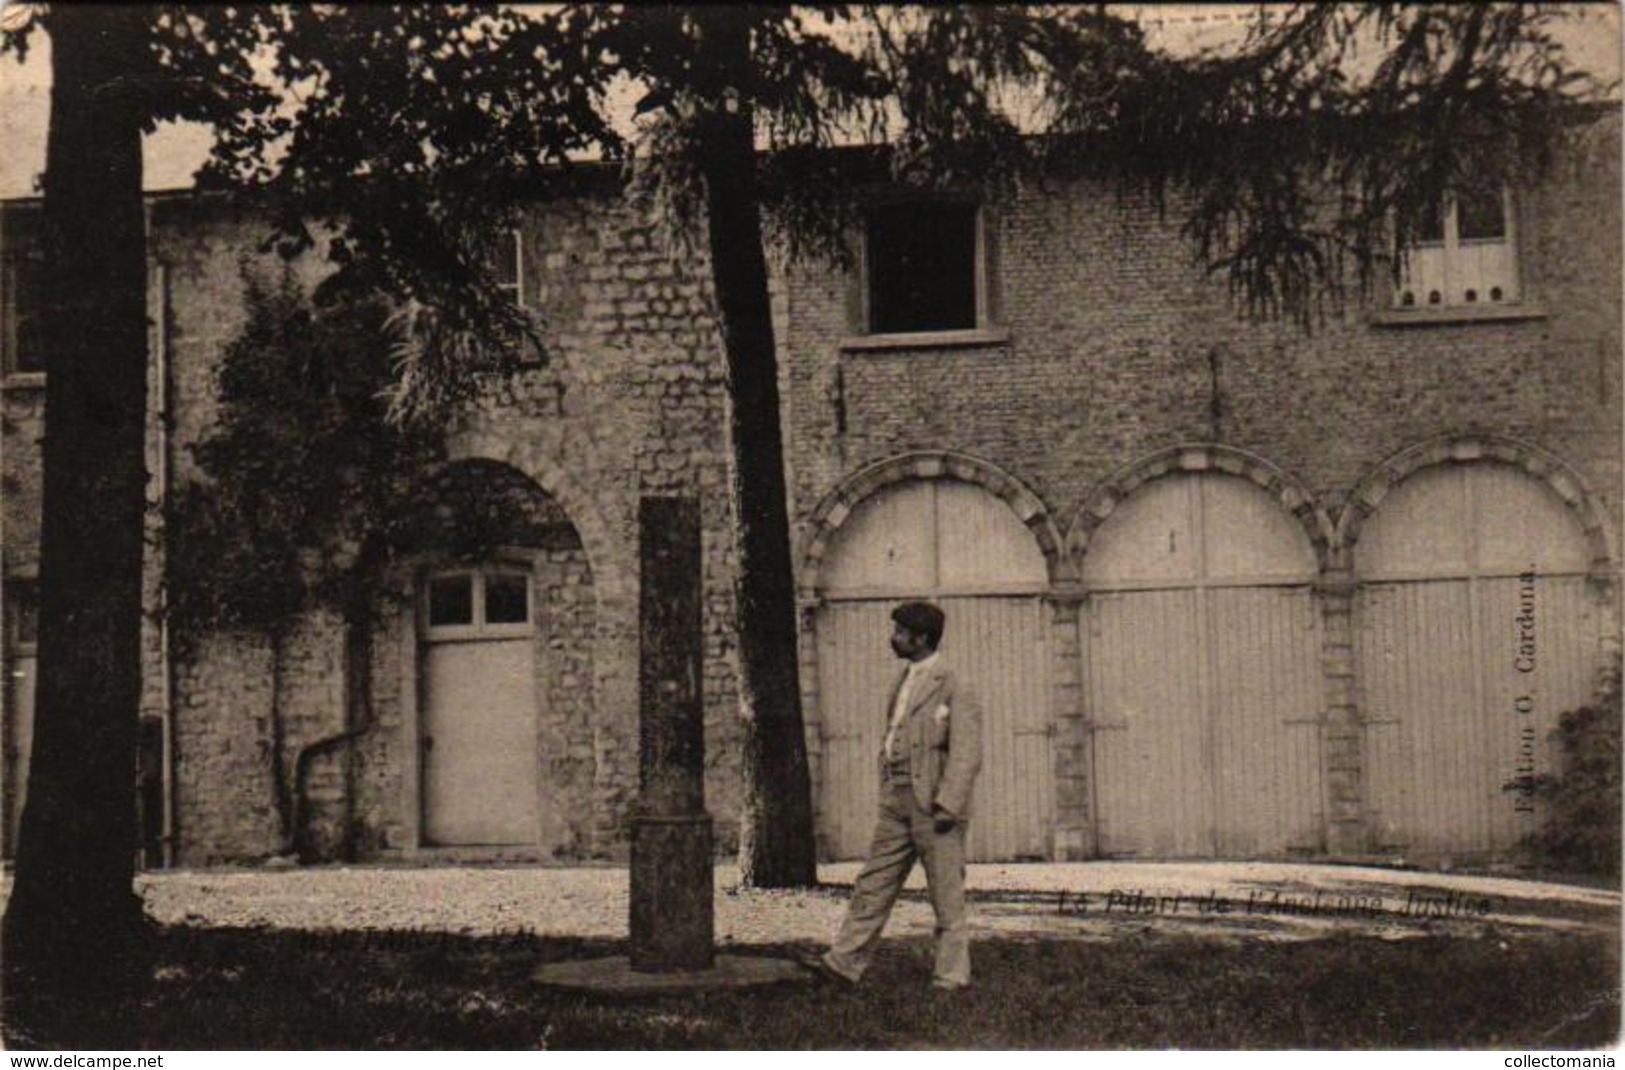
[815,479,1053,861]
[1081,473,1325,858]
[1354,463,1600,857]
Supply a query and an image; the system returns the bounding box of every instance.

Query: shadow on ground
[2,920,1617,1050]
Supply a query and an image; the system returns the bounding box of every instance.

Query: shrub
[1525,664,1622,879]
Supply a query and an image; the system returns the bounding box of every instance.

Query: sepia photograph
[0,1,1620,1053]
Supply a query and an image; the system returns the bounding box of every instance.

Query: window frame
[852,195,1002,344]
[491,227,525,310]
[1393,187,1521,312]
[420,565,535,643]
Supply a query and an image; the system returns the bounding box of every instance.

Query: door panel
[940,596,1052,860]
[423,638,538,845]
[1086,589,1209,857]
[1355,462,1601,857]
[1082,473,1324,859]
[815,602,896,859]
[1360,580,1489,853]
[1207,587,1324,856]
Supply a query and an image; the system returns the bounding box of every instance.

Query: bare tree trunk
[2,5,152,1042]
[695,101,818,889]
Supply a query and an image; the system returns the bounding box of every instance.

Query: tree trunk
[2,5,153,1041]
[696,106,818,888]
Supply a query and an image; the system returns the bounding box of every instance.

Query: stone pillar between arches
[1315,568,1366,856]
[1046,588,1091,860]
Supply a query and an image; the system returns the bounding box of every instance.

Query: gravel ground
[23,861,1602,946]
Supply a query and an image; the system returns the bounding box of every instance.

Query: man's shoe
[801,952,858,987]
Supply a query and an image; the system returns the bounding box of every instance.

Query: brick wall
[782,128,1622,534]
[781,118,1621,862]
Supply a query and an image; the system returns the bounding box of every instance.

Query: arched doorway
[407,459,596,853]
[1353,461,1602,857]
[815,477,1053,861]
[1081,472,1325,857]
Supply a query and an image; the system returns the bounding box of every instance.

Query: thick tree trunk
[696,106,818,888]
[2,5,153,1041]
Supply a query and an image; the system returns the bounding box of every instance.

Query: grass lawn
[4,925,1616,1049]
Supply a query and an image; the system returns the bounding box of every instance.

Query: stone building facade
[3,116,1619,868]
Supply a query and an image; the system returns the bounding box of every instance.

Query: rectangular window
[864,200,987,335]
[1395,189,1519,309]
[423,567,533,640]
[489,228,523,308]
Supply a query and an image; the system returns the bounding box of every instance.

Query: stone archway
[1341,435,1616,860]
[1067,444,1335,858]
[1069,443,1334,569]
[802,451,1066,593]
[1336,434,1615,576]
[801,451,1064,860]
[401,458,600,857]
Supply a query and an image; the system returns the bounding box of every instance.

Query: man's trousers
[824,777,971,986]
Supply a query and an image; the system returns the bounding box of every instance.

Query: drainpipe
[151,250,177,869]
[289,586,379,861]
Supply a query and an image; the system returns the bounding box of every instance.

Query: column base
[629,811,714,971]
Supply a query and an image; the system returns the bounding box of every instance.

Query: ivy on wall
[167,270,447,646]
[165,266,583,858]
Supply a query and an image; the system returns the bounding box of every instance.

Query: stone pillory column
[534,496,801,990]
[630,496,715,972]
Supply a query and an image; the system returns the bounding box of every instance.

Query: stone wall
[147,188,743,863]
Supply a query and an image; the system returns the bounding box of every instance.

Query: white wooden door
[943,595,1053,859]
[815,601,894,859]
[1082,473,1324,858]
[815,479,1052,861]
[1085,588,1207,856]
[1355,463,1598,856]
[421,569,540,846]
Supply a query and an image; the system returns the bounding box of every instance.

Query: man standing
[816,600,983,990]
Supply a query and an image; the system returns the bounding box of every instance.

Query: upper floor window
[862,199,994,336]
[487,228,524,308]
[1395,188,1519,309]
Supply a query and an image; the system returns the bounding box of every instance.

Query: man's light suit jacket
[884,660,983,819]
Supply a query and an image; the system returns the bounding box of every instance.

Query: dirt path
[105,861,1618,946]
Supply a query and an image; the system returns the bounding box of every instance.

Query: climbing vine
[166,267,574,857]
[167,269,446,646]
